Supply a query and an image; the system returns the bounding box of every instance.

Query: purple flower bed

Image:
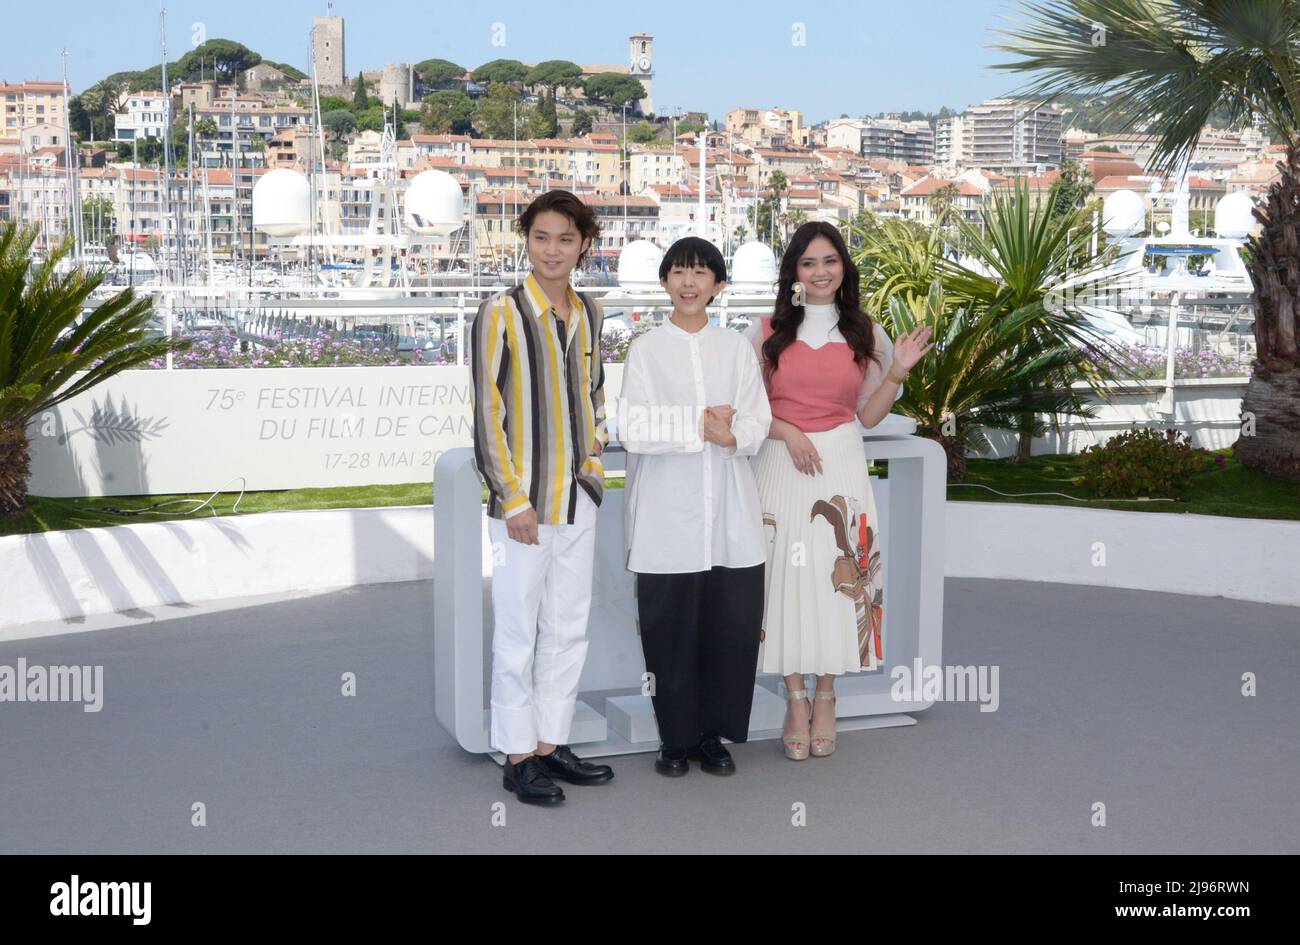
[125,328,458,369]
[1088,343,1251,380]
[601,323,655,363]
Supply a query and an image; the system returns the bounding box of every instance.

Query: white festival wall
[26,365,621,497]
[27,367,1246,498]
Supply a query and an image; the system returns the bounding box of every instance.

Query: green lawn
[2,451,1296,538]
[934,449,1300,521]
[1,483,435,538]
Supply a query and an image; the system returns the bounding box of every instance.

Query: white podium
[432,416,946,757]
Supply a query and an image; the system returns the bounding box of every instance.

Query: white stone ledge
[3,499,1297,641]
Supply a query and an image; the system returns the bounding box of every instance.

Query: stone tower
[312,15,345,88]
[628,33,654,115]
[379,63,413,110]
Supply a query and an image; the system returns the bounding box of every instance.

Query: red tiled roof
[584,194,657,208]
[649,183,720,198]
[901,177,983,197]
[992,169,1061,189]
[1084,154,1145,180]
[1093,174,1160,189]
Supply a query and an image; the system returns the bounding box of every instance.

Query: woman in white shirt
[618,237,773,777]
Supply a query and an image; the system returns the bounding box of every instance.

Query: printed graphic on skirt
[810,496,883,668]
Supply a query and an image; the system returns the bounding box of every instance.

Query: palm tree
[996,0,1300,480]
[768,170,789,245]
[78,80,125,142]
[0,222,192,518]
[782,207,808,239]
[927,181,961,222]
[855,203,1123,478]
[941,179,1127,461]
[885,280,1103,480]
[851,215,949,316]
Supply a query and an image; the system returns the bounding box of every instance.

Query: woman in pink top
[743,222,932,760]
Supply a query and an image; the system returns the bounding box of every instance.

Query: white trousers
[488,486,598,754]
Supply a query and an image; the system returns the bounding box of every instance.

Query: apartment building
[725,107,808,148]
[1091,127,1269,170]
[629,145,685,194]
[935,114,970,166]
[898,176,985,225]
[1,80,67,146]
[112,92,168,142]
[192,98,312,168]
[827,117,935,164]
[961,98,1064,170]
[463,137,621,193]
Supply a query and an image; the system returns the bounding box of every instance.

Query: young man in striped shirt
[469,190,615,805]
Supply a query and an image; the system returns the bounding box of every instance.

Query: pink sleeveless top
[759,317,869,432]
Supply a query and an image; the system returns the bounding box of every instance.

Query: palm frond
[994,0,1300,177]
[0,219,190,427]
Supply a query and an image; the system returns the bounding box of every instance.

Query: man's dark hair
[515,190,601,263]
[658,236,727,286]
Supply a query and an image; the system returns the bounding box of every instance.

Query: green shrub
[1079,425,1217,500]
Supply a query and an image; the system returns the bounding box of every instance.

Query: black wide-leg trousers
[634,563,765,750]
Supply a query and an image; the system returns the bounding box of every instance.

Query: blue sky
[7,0,1030,122]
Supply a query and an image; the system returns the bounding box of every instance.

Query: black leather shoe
[534,745,615,785]
[688,736,736,775]
[654,746,690,777]
[502,756,565,805]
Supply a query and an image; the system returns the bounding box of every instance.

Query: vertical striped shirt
[469,272,608,525]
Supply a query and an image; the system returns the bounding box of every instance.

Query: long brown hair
[761,221,878,377]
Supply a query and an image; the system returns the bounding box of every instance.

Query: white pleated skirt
[753,421,884,676]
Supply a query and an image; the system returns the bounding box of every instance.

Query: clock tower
[628,32,654,115]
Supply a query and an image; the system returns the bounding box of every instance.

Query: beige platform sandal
[782,689,811,761]
[811,691,838,757]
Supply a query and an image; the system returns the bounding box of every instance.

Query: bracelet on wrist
[887,369,908,384]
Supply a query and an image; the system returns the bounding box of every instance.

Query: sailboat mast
[159,3,174,283]
[61,48,83,261]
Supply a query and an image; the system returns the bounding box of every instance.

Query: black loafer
[502,756,565,805]
[534,744,615,785]
[689,736,736,775]
[654,746,690,777]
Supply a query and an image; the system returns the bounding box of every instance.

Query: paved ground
[1,577,1296,854]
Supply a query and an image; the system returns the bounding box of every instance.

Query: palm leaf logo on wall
[811,496,883,668]
[58,405,170,445]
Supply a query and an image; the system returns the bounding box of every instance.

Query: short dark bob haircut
[658,236,727,285]
[515,190,602,263]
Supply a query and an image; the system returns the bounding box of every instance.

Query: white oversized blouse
[616,318,773,574]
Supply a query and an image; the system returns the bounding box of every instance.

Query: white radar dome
[252,168,311,237]
[618,239,664,288]
[1214,192,1255,239]
[1103,189,1145,237]
[730,240,778,289]
[404,169,465,236]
